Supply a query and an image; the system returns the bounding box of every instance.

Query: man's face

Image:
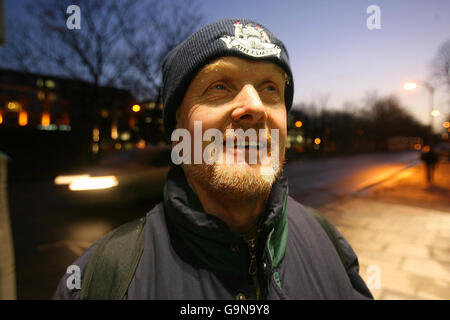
[175,56,287,199]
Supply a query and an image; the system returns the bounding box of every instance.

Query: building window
[37,91,45,101]
[45,80,55,89]
[7,101,21,112]
[18,111,28,126]
[100,109,109,118]
[145,102,156,110]
[41,112,51,127]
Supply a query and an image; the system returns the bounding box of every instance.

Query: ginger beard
[182,131,286,201]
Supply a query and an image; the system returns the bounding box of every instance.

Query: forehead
[195,56,286,81]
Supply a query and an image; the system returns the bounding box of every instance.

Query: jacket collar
[163,164,288,276]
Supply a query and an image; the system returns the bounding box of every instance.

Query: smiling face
[175,56,288,199]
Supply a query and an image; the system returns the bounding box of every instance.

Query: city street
[286,150,420,207]
[319,161,450,299]
[7,150,446,299]
[1,0,449,303]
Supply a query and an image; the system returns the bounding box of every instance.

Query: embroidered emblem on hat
[220,21,281,58]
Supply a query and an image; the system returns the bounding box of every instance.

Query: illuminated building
[0,68,141,179]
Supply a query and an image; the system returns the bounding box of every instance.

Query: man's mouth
[224,139,267,150]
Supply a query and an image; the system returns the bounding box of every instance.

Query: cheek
[269,112,287,144]
[179,107,228,156]
[186,106,227,133]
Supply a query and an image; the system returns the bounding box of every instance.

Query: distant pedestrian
[420,145,439,184]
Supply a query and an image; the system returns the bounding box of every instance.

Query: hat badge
[220,21,281,58]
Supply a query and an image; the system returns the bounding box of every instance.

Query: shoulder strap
[80,216,146,300]
[305,206,348,270]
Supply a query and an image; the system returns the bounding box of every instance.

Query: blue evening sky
[199,0,450,128]
[4,0,450,127]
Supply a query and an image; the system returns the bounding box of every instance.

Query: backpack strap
[305,206,348,270]
[80,216,146,300]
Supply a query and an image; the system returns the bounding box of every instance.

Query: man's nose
[230,84,267,126]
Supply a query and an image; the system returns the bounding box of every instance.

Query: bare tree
[0,0,4,45]
[0,0,202,100]
[0,0,202,162]
[431,39,450,97]
[118,0,202,100]
[291,94,428,154]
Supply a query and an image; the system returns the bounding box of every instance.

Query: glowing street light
[403,82,417,91]
[443,121,450,129]
[314,138,321,145]
[132,104,141,112]
[403,80,435,145]
[431,110,440,117]
[295,120,303,128]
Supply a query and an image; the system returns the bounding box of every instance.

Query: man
[53,18,373,300]
[420,145,438,184]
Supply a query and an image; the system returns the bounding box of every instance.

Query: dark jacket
[421,150,438,165]
[53,165,373,300]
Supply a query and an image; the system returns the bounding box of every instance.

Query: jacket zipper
[247,238,261,300]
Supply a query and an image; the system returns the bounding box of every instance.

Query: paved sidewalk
[319,162,450,300]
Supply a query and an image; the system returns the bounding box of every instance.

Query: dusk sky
[4,0,450,128]
[200,0,450,129]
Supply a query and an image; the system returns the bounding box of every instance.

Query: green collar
[163,165,288,276]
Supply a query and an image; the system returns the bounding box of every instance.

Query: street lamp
[431,110,440,117]
[403,80,435,145]
[403,82,417,91]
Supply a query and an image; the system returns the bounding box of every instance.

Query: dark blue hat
[161,18,294,138]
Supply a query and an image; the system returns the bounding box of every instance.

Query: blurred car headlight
[54,174,90,185]
[58,175,119,191]
[67,176,119,191]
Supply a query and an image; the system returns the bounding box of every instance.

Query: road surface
[286,151,420,207]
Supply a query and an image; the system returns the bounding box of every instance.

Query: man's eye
[212,84,226,90]
[263,84,277,92]
[202,82,229,97]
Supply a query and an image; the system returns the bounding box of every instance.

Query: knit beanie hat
[161,18,294,139]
